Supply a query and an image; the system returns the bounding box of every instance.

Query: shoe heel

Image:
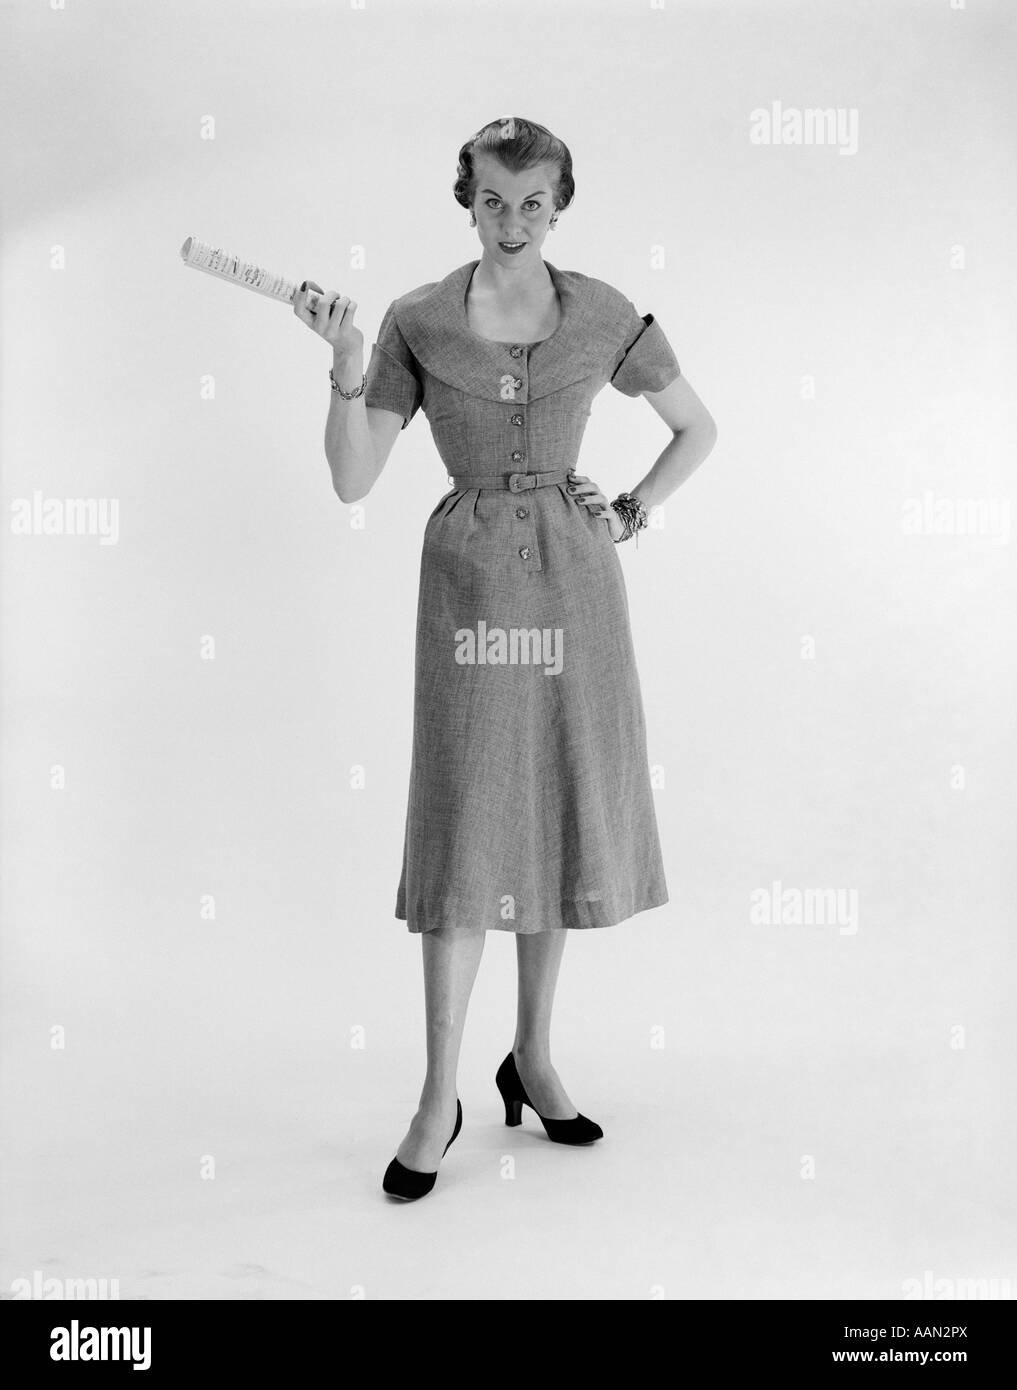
[504,1097,523,1127]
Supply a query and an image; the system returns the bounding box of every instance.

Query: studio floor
[2,1029,1011,1301]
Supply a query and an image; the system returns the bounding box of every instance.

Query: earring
[469,213,476,226]
[550,215,558,229]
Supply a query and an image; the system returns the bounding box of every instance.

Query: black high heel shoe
[495,1052,603,1145]
[382,1098,463,1201]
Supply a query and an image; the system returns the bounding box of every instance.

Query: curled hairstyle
[453,116,575,215]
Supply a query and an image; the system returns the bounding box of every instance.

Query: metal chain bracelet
[329,368,367,400]
[610,492,648,546]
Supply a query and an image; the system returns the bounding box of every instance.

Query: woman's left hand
[566,471,625,541]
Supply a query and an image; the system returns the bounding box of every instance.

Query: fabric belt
[448,468,573,493]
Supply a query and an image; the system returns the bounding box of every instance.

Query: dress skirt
[395,474,669,933]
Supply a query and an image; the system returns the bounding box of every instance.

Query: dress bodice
[364,259,681,477]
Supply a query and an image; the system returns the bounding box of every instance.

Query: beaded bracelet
[610,492,648,546]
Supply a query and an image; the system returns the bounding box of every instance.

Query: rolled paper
[179,236,324,312]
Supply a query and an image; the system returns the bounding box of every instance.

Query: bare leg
[394,926,486,1172]
[513,929,579,1120]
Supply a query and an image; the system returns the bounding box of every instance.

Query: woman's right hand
[293,279,364,358]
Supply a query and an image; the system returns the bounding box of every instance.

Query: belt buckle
[509,472,535,491]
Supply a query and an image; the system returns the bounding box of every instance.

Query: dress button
[510,450,525,462]
[515,507,529,519]
[519,546,532,559]
[510,413,524,426]
[509,346,523,358]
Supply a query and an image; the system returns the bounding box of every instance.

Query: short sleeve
[364,301,424,429]
[609,305,681,397]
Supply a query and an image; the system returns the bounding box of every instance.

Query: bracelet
[610,492,648,546]
[329,367,367,400]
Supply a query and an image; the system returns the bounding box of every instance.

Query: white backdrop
[2,0,1015,1301]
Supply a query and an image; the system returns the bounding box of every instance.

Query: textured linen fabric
[364,258,681,933]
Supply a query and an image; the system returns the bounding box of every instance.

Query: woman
[295,116,718,1201]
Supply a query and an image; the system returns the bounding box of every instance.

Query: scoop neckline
[461,259,565,349]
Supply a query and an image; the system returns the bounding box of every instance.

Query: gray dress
[364,258,681,934]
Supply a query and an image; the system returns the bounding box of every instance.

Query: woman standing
[295,116,718,1200]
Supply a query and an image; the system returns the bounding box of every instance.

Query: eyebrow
[479,188,548,198]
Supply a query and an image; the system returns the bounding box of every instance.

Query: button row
[506,362,525,464]
[508,346,532,562]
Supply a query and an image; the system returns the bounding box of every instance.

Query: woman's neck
[470,255,553,305]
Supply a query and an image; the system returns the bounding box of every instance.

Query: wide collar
[394,259,630,403]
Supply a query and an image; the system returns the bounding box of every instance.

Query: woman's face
[470,156,560,264]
